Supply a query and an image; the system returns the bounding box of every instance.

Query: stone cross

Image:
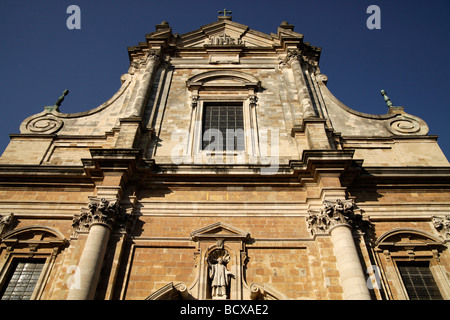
[218,8,232,17]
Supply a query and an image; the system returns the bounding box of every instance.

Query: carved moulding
[307,199,363,236]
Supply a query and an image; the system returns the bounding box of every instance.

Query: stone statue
[207,249,234,299]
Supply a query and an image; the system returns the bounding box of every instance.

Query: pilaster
[285,50,316,119]
[130,51,161,118]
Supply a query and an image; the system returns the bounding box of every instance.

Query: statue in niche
[207,249,234,299]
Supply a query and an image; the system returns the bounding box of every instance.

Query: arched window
[0,226,68,300]
[374,228,449,300]
[185,70,261,162]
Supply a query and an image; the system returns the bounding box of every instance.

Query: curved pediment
[186,70,260,91]
[375,228,444,248]
[1,225,67,247]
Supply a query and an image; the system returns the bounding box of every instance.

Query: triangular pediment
[190,222,250,241]
[178,20,277,48]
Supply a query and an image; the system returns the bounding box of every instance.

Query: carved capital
[279,49,302,68]
[72,198,133,235]
[287,49,302,61]
[146,50,161,62]
[307,199,361,236]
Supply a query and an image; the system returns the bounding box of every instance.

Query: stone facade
[0,15,449,300]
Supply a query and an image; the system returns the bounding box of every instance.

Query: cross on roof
[218,8,232,17]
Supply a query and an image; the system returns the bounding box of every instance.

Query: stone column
[130,51,161,118]
[68,198,121,300]
[330,224,370,299]
[307,199,371,300]
[286,50,316,119]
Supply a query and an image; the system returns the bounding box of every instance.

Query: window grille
[202,102,244,151]
[1,259,45,300]
[397,261,443,300]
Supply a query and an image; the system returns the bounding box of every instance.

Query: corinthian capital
[73,198,122,233]
[287,49,302,61]
[307,199,360,235]
[279,49,302,68]
[146,50,161,63]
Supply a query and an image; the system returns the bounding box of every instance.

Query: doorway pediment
[190,222,250,242]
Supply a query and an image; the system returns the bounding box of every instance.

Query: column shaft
[330,224,371,300]
[67,224,111,300]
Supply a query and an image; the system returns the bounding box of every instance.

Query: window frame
[374,228,450,300]
[188,96,259,163]
[0,258,47,300]
[0,226,67,300]
[394,259,444,300]
[185,70,261,165]
[201,101,245,153]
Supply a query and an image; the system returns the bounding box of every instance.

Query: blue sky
[0,0,449,160]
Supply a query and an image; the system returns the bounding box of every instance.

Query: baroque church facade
[0,14,449,300]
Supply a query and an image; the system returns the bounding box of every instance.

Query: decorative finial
[55,89,69,107]
[380,89,393,108]
[44,89,69,112]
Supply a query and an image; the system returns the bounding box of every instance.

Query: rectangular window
[1,259,45,300]
[397,261,443,300]
[202,102,244,151]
